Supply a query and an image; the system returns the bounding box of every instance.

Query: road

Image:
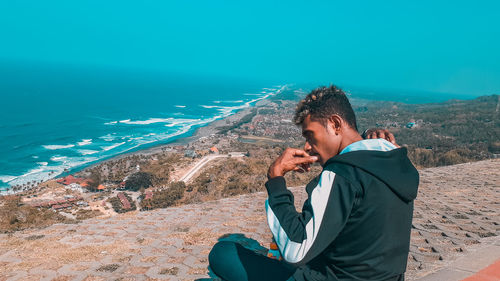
[179,152,246,183]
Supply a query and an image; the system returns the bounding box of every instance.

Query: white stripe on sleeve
[265,170,336,263]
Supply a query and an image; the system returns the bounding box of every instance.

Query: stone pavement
[408,159,499,280]
[0,159,498,281]
[416,235,499,281]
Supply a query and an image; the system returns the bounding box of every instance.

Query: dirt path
[179,153,245,183]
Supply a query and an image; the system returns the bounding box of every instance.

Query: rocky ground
[0,159,498,281]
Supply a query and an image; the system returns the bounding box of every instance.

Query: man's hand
[268,148,319,179]
[363,128,400,147]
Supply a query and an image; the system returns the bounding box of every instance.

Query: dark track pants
[208,241,296,281]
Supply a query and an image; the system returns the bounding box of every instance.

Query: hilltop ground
[0,159,498,280]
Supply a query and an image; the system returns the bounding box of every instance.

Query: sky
[0,1,499,96]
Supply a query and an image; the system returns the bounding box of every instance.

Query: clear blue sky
[1,1,499,96]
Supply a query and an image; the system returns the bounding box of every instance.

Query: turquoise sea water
[0,63,285,191]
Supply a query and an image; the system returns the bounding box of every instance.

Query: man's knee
[209,241,237,268]
[209,241,246,280]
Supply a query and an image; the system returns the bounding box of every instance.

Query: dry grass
[0,196,71,233]
[75,209,104,221]
[169,228,220,247]
[159,266,179,275]
[96,263,120,272]
[0,236,131,272]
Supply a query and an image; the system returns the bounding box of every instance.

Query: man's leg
[209,241,296,281]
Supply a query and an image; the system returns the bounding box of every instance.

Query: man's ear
[328,115,343,134]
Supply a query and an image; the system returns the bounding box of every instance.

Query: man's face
[301,115,342,166]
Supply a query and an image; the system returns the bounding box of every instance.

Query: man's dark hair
[293,85,358,131]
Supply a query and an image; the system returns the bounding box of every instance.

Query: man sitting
[209,85,419,281]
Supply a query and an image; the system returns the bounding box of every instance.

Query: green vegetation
[78,153,183,187]
[182,148,322,204]
[108,192,136,213]
[125,172,152,191]
[86,170,101,192]
[355,95,499,167]
[186,157,266,201]
[218,108,258,134]
[140,181,186,210]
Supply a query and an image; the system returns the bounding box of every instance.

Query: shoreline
[70,91,274,171]
[76,99,268,171]
[0,90,277,195]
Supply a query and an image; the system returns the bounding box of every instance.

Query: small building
[66,183,85,193]
[57,175,89,186]
[61,203,72,209]
[117,192,131,210]
[406,122,415,129]
[209,146,219,154]
[97,184,106,191]
[57,175,75,185]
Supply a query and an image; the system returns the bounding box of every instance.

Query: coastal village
[0,97,306,222]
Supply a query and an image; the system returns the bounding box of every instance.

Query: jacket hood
[324,147,419,202]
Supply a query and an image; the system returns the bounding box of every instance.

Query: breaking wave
[42,144,75,150]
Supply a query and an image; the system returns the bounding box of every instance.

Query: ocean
[0,63,285,191]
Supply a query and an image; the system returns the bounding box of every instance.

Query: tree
[125,172,152,191]
[139,181,186,210]
[87,171,101,192]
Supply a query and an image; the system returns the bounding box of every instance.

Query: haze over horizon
[1,1,499,97]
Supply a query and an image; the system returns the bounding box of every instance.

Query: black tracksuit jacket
[265,142,419,281]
